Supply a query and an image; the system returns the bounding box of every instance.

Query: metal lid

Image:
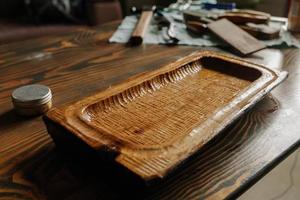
[11,84,52,107]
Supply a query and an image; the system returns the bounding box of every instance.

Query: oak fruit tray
[44,51,287,181]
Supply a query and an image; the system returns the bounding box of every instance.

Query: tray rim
[45,51,288,180]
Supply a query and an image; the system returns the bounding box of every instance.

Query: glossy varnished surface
[0,22,299,199]
[45,51,286,181]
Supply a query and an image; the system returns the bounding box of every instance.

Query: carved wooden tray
[44,51,287,181]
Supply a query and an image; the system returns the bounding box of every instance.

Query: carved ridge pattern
[86,60,202,112]
[81,57,253,150]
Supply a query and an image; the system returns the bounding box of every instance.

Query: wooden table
[0,22,299,200]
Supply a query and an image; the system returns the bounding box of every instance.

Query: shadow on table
[0,109,38,131]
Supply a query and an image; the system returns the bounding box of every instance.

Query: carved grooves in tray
[87,61,202,112]
[82,56,261,150]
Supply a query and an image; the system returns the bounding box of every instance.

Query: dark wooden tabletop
[0,22,299,200]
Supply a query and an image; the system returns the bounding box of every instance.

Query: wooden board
[44,51,287,181]
[207,19,266,55]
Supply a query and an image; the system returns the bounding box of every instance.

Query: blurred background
[0,0,290,44]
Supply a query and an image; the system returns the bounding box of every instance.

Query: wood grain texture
[44,51,286,181]
[0,21,299,200]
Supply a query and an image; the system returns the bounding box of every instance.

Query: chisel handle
[130,11,153,45]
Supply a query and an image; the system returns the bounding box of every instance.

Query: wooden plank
[208,19,266,55]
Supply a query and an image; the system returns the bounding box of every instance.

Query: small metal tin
[11,84,52,116]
